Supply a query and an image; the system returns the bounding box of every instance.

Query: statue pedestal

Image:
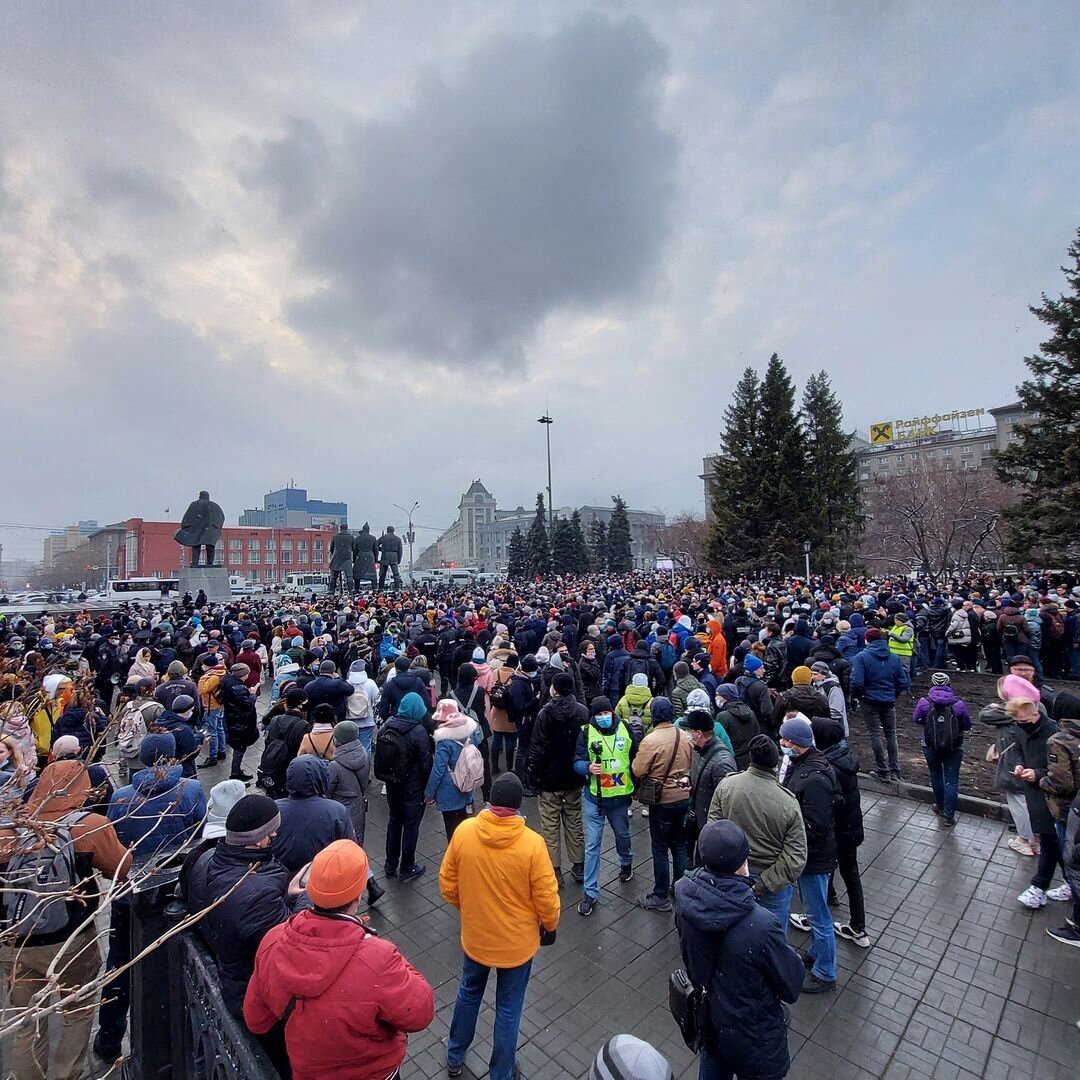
[178,566,232,602]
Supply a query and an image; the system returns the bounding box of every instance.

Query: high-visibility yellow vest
[588,721,634,797]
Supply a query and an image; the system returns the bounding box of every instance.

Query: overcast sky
[1,1,1078,560]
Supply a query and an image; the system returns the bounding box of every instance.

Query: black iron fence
[123,870,275,1080]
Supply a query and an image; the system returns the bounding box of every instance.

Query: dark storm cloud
[239,117,330,219]
[276,13,678,369]
[84,165,189,217]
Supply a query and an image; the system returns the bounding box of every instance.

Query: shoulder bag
[637,730,682,807]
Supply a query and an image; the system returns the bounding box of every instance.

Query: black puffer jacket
[716,700,760,770]
[184,842,292,1015]
[823,742,864,848]
[219,674,258,750]
[675,868,804,1079]
[1012,713,1060,835]
[577,656,603,706]
[526,695,588,792]
[782,748,839,874]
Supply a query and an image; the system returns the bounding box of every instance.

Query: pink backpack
[450,741,485,793]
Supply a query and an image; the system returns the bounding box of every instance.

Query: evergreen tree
[506,526,527,580]
[997,227,1080,563]
[570,509,590,572]
[755,353,807,570]
[587,517,608,572]
[705,366,761,571]
[607,496,633,573]
[525,493,551,577]
[800,370,863,571]
[550,516,576,575]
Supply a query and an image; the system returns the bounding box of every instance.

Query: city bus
[104,578,180,602]
[283,572,329,596]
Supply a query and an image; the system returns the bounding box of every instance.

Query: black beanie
[748,734,779,769]
[489,771,524,810]
[225,794,281,846]
[590,696,614,716]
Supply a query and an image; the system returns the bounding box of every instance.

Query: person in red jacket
[243,839,434,1080]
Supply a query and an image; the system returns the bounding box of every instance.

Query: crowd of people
[0,565,1078,1079]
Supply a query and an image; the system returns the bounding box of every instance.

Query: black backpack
[626,656,650,685]
[373,723,412,784]
[925,702,962,753]
[1002,622,1020,641]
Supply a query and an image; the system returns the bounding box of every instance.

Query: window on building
[298,540,307,551]
[249,552,259,564]
[281,539,293,550]
[877,456,889,464]
[229,538,242,552]
[895,453,904,463]
[941,447,952,456]
[983,442,994,451]
[248,538,259,551]
[265,552,275,565]
[298,550,309,564]
[925,449,935,458]
[281,552,292,565]
[896,468,906,476]
[1009,430,1019,440]
[265,539,275,551]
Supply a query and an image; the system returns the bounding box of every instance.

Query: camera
[589,740,603,759]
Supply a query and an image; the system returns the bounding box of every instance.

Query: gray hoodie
[326,738,370,843]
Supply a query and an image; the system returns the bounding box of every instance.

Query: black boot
[367,879,385,906]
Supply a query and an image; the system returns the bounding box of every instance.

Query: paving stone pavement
[344,783,1080,1080]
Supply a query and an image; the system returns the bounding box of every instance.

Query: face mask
[595,714,614,729]
[781,746,796,758]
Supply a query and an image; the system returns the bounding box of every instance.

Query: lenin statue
[174,491,225,568]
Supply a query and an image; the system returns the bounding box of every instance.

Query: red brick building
[117,519,335,582]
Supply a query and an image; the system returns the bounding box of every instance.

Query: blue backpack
[658,640,677,673]
[1024,608,1042,649]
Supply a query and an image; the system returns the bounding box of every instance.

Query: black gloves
[539,926,557,947]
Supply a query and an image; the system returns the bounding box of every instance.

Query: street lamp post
[537,414,553,533]
[803,539,812,582]
[393,501,420,583]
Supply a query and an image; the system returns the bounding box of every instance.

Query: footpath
[343,781,1080,1079]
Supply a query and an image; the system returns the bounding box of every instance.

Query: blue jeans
[1069,647,1080,679]
[582,794,632,899]
[203,707,225,757]
[916,637,931,673]
[1054,821,1080,919]
[1005,641,1042,675]
[447,956,532,1080]
[922,744,963,819]
[491,731,517,771]
[932,637,947,668]
[755,882,793,928]
[356,724,374,757]
[648,800,689,897]
[798,872,836,982]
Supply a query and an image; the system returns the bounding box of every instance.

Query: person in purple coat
[912,672,972,824]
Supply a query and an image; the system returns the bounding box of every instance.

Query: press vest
[887,628,914,658]
[588,721,634,798]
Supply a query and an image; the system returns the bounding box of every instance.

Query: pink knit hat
[1001,674,1039,702]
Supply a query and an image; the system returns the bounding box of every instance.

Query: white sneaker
[1018,885,1047,909]
[1047,883,1074,902]
[640,806,649,818]
[789,912,811,932]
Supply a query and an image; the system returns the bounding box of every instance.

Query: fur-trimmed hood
[433,716,478,742]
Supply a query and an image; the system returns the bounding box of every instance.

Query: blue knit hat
[779,715,814,747]
[743,655,764,673]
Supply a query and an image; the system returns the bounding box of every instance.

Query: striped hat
[930,672,950,686]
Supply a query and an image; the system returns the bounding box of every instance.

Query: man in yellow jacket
[440,772,560,1080]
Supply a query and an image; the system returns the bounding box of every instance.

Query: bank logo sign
[869,409,985,445]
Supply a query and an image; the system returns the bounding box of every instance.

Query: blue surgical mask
[781,746,796,758]
[595,714,614,729]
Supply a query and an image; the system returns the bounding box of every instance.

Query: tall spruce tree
[996,227,1080,563]
[570,509,590,572]
[705,366,761,571]
[506,526,526,580]
[801,370,863,570]
[755,353,807,570]
[587,517,608,572]
[525,493,551,577]
[607,496,633,572]
[550,515,576,575]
